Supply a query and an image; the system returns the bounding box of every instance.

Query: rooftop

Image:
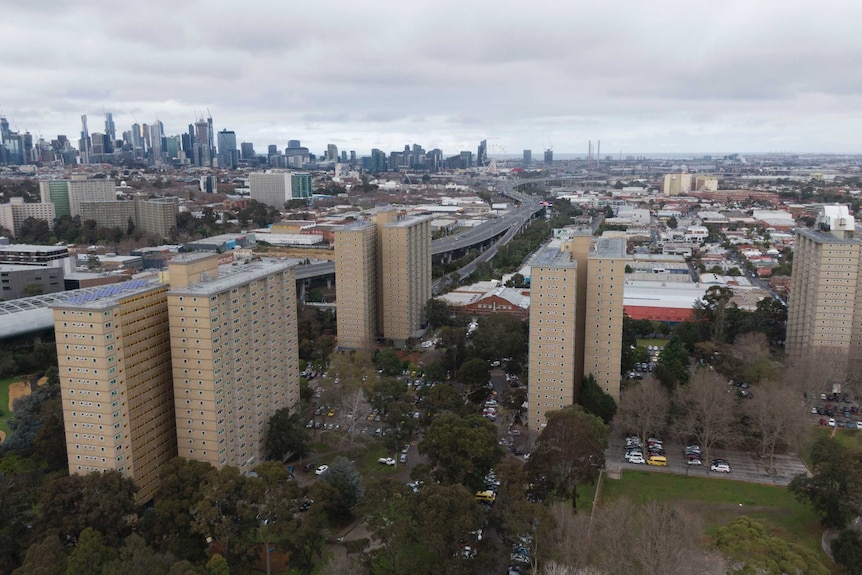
[170,258,300,296]
[51,278,163,310]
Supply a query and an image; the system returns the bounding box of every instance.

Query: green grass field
[0,376,15,438]
[636,338,670,348]
[600,470,828,564]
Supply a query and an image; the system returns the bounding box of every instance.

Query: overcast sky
[1,0,860,156]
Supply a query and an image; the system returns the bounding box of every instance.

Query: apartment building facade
[334,222,377,349]
[52,279,177,504]
[787,206,862,376]
[528,234,627,429]
[167,253,299,474]
[0,198,56,237]
[40,178,116,218]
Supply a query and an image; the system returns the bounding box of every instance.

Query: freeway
[295,178,546,281]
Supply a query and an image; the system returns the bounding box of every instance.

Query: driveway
[606,437,810,486]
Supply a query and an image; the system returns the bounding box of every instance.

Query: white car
[710,462,731,473]
[378,457,396,466]
[315,465,329,476]
[627,454,646,465]
[828,418,836,427]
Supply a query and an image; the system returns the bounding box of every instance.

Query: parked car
[687,456,702,466]
[378,457,396,466]
[829,418,837,427]
[710,459,731,473]
[315,465,329,476]
[628,454,646,465]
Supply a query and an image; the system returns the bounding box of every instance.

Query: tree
[744,381,807,471]
[66,528,117,575]
[789,435,862,529]
[654,337,690,389]
[673,369,737,465]
[139,457,212,563]
[424,360,446,383]
[577,375,617,424]
[667,216,678,229]
[11,535,67,575]
[102,533,174,575]
[832,528,862,575]
[526,406,608,507]
[205,553,230,575]
[365,483,482,575]
[457,358,490,389]
[38,470,137,547]
[470,315,528,364]
[425,298,451,330]
[615,379,670,445]
[374,348,403,377]
[21,283,43,297]
[265,406,309,460]
[713,516,828,575]
[420,414,501,490]
[319,456,363,522]
[505,273,526,288]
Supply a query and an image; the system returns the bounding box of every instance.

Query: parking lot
[608,437,810,486]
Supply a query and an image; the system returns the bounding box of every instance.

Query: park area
[600,470,832,571]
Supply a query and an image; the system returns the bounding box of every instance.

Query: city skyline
[2,1,861,155]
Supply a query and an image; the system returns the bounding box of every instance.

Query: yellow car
[647,455,667,466]
[327,409,336,417]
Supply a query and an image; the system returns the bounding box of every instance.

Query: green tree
[139,458,212,563]
[102,533,173,575]
[469,315,528,364]
[66,528,117,575]
[457,358,490,389]
[654,337,690,389]
[577,374,617,424]
[265,406,309,460]
[365,483,482,575]
[525,405,608,507]
[423,360,446,383]
[420,414,501,490]
[374,348,403,377]
[505,273,526,288]
[832,528,862,575]
[425,298,452,330]
[713,516,828,575]
[789,436,862,529]
[305,288,325,303]
[11,535,67,575]
[38,470,137,547]
[21,283,43,297]
[319,456,363,522]
[205,553,230,575]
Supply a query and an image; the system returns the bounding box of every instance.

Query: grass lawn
[636,338,670,348]
[601,471,828,564]
[0,376,16,438]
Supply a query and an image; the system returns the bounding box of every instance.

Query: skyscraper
[217,130,238,169]
[787,205,862,379]
[477,139,488,167]
[167,252,299,474]
[544,149,553,165]
[53,279,178,504]
[194,119,211,167]
[326,144,338,162]
[79,115,91,164]
[249,172,312,208]
[528,233,626,429]
[523,149,532,167]
[241,142,255,161]
[104,112,116,142]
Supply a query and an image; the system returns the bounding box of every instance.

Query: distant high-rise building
[194,119,211,167]
[523,149,532,167]
[340,150,347,162]
[459,151,473,169]
[53,279,178,504]
[79,115,91,164]
[217,130,238,169]
[249,172,312,208]
[544,149,553,165]
[241,142,256,161]
[40,178,116,218]
[104,112,115,142]
[349,150,356,163]
[0,198,56,238]
[663,173,692,196]
[326,144,338,162]
[528,233,626,429]
[477,139,488,167]
[167,252,299,474]
[787,205,862,379]
[287,140,301,149]
[149,122,164,166]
